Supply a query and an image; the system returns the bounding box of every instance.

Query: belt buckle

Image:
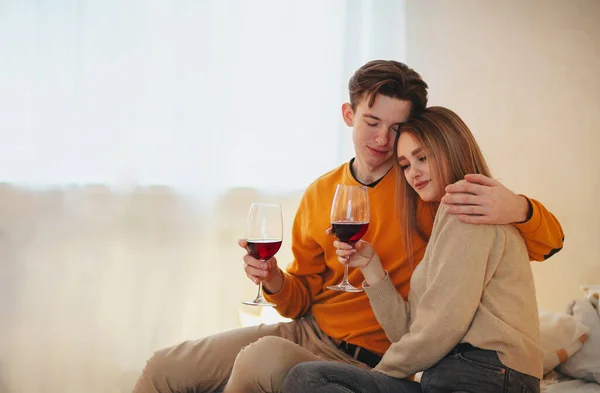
[354,346,363,361]
[339,340,360,360]
[348,343,361,360]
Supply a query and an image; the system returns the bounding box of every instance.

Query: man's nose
[375,129,389,146]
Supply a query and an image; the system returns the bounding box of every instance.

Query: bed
[539,286,600,392]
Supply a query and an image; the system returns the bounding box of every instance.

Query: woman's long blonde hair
[394,106,492,263]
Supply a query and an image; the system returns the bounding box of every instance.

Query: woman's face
[396,132,444,202]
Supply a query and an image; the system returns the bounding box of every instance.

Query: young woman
[281,106,543,393]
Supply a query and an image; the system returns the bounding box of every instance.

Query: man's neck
[350,158,394,186]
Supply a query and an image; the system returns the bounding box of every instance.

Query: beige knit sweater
[364,204,544,379]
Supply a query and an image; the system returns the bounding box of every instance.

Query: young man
[132,60,564,393]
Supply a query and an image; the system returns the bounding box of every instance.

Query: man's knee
[227,336,300,392]
[231,336,292,376]
[134,325,278,393]
[134,342,208,393]
[133,347,178,392]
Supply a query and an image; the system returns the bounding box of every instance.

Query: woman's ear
[341,102,354,127]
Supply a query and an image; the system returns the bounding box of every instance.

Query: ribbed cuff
[363,271,398,304]
[514,196,542,234]
[262,270,292,303]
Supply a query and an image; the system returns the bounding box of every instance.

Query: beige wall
[406,0,600,311]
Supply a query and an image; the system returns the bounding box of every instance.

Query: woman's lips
[414,180,430,190]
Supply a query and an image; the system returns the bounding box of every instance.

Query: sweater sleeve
[262,187,327,318]
[363,272,410,343]
[514,197,564,261]
[373,205,499,378]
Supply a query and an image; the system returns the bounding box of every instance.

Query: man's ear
[341,102,354,127]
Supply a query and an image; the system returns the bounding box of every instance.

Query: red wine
[246,239,282,260]
[331,221,369,244]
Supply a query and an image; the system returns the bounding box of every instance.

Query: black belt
[450,342,479,354]
[337,340,382,368]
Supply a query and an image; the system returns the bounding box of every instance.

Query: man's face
[343,94,412,176]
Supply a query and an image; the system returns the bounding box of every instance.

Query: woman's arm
[362,271,411,343]
[332,240,410,343]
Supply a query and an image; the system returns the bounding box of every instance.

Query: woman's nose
[411,168,422,181]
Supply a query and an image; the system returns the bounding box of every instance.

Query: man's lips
[367,146,389,155]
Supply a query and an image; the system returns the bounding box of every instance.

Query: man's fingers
[443,193,483,206]
[244,263,267,280]
[265,257,278,270]
[456,214,492,225]
[444,179,467,194]
[246,272,261,285]
[464,173,499,187]
[243,254,267,269]
[446,203,487,216]
[238,238,248,248]
[445,181,488,196]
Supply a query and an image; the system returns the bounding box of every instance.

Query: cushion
[558,298,600,383]
[538,309,590,375]
[581,285,600,308]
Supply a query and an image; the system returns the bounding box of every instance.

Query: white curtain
[0,1,405,392]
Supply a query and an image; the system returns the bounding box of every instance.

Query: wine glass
[242,203,283,307]
[327,184,370,292]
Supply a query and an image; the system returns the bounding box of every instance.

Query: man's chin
[354,155,393,171]
[370,156,394,168]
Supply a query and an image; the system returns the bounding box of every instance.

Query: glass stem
[255,281,265,301]
[342,265,350,284]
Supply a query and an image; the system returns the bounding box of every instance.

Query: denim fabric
[283,346,540,393]
[282,361,421,393]
[421,347,540,393]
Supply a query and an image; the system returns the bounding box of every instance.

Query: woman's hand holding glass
[331,237,386,287]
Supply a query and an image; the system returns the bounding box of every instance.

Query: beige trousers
[132,316,367,393]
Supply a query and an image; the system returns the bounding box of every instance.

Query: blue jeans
[282,345,540,393]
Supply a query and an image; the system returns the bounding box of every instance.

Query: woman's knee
[283,361,330,392]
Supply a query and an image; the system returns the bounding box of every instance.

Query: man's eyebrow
[363,114,381,121]
[363,113,405,128]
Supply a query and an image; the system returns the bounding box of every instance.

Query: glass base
[242,297,276,307]
[327,282,363,293]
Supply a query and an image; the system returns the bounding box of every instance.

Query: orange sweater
[263,162,564,355]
